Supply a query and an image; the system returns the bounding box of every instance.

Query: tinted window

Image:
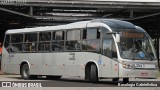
[10,43,22,52]
[39,32,51,41]
[66,41,81,50]
[103,39,117,58]
[52,41,64,51]
[82,40,100,51]
[11,34,23,43]
[38,42,50,51]
[52,31,64,51]
[23,43,36,51]
[4,35,10,51]
[83,28,100,39]
[38,32,51,52]
[53,31,64,40]
[25,33,37,42]
[24,33,37,52]
[103,39,112,57]
[5,34,23,53]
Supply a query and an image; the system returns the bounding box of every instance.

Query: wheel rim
[23,66,29,77]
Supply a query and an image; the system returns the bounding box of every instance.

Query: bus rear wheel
[21,64,30,79]
[90,64,98,82]
[21,64,37,80]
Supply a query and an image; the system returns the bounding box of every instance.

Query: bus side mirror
[116,33,120,43]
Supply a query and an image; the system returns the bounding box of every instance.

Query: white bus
[1,19,159,83]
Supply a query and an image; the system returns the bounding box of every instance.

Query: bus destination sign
[122,32,144,38]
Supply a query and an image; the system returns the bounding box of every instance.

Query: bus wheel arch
[85,62,99,82]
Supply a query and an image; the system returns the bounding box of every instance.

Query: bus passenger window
[38,32,51,52]
[11,34,23,43]
[38,42,50,52]
[24,33,37,52]
[82,40,100,52]
[65,30,81,50]
[4,35,10,52]
[66,41,80,50]
[52,41,64,51]
[52,31,64,52]
[83,28,100,39]
[39,32,51,41]
[53,31,64,40]
[25,33,37,42]
[8,34,23,53]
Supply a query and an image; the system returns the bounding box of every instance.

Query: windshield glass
[119,31,157,60]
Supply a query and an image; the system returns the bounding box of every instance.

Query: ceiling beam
[0,7,32,18]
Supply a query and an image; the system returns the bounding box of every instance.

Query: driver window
[103,39,117,58]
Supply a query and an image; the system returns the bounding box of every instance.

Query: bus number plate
[141,72,148,76]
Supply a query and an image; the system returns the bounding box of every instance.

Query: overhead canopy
[0,0,160,27]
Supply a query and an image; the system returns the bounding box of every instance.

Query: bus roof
[6,20,90,34]
[5,19,145,34]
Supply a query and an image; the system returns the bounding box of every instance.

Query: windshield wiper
[135,40,153,61]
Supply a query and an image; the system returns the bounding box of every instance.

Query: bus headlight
[122,63,132,69]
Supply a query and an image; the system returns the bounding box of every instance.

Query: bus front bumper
[119,69,159,78]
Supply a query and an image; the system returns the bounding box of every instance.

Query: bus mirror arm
[115,33,120,43]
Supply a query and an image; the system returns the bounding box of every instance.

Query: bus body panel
[2,50,119,78]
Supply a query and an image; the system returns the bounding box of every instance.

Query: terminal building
[0,0,160,65]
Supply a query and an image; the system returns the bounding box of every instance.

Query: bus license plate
[141,72,148,76]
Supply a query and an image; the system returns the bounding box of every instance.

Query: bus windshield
[119,31,157,60]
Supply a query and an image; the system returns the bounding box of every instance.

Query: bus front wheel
[90,64,98,82]
[123,78,129,84]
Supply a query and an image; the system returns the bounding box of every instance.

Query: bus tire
[90,64,98,82]
[21,64,31,80]
[123,78,129,84]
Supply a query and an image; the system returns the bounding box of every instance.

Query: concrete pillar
[29,6,33,16]
[130,9,134,19]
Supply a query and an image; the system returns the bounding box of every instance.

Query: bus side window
[82,28,100,52]
[103,39,117,58]
[24,33,37,52]
[38,32,51,52]
[9,34,23,53]
[52,31,64,51]
[66,30,81,50]
[103,39,112,58]
[4,35,10,52]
